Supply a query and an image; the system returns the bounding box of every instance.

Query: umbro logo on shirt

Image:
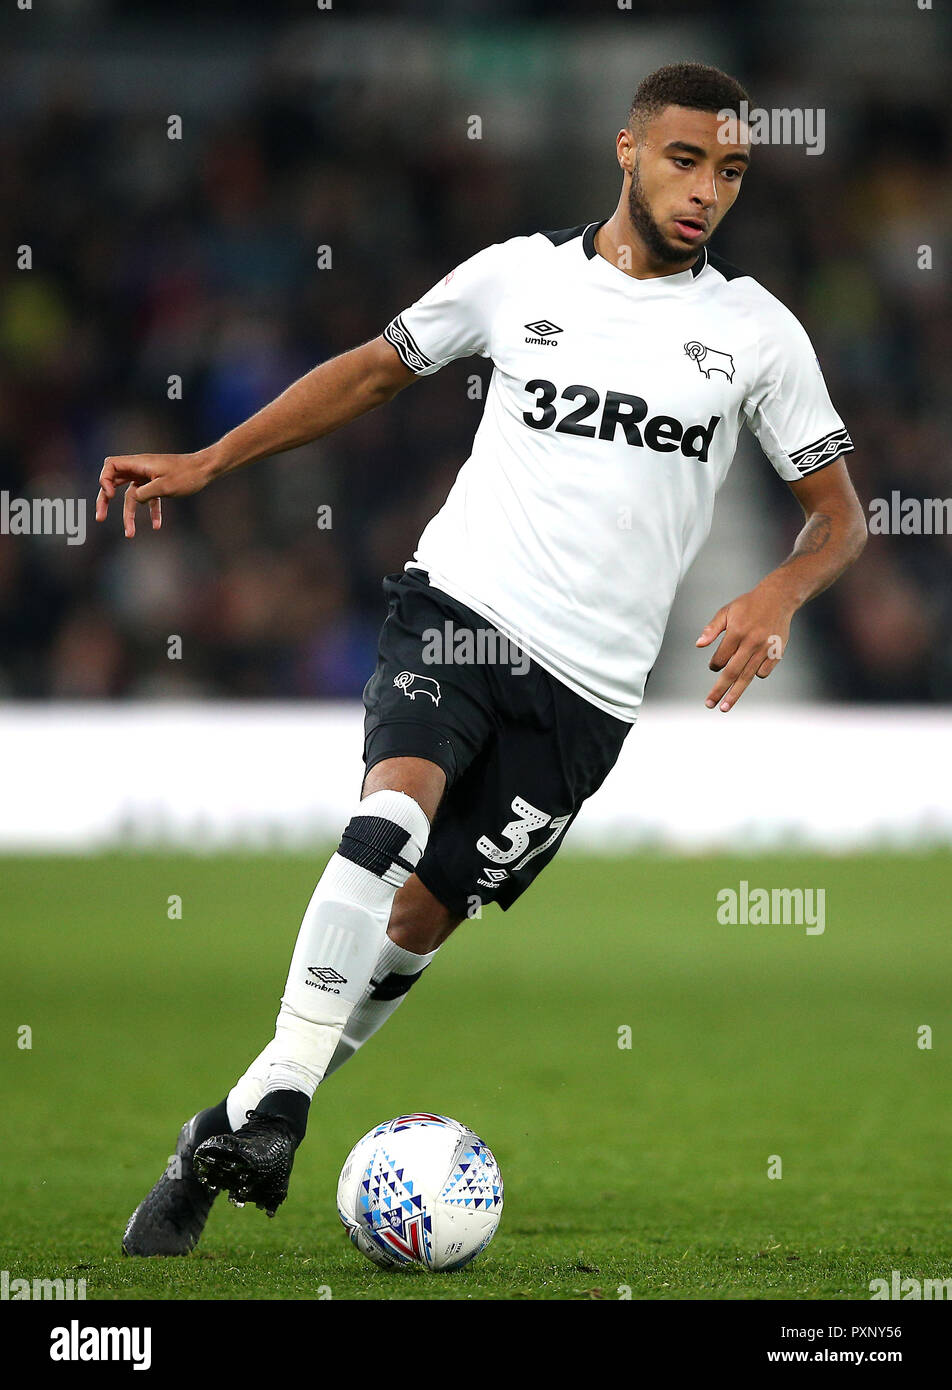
[524,320,562,346]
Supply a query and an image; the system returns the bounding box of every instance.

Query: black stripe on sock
[368,967,426,1002]
[339,814,415,879]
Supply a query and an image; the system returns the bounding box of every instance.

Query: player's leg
[325,872,463,1076]
[301,570,501,1085]
[190,755,444,1214]
[207,592,634,1167]
[219,873,460,1115]
[201,632,632,1229]
[122,755,448,1256]
[123,569,496,1254]
[316,652,632,1102]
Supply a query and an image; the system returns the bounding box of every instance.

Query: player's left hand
[695,586,794,712]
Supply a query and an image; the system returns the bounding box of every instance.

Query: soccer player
[102,62,866,1255]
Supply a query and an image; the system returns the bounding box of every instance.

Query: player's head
[619,62,751,267]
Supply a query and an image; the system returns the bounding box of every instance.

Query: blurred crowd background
[1,0,949,702]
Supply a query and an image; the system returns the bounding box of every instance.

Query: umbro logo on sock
[307,966,348,994]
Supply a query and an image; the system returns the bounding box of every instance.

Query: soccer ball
[337,1113,503,1272]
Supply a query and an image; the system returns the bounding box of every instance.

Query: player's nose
[690,173,718,209]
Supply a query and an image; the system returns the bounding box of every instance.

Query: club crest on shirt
[684,340,735,382]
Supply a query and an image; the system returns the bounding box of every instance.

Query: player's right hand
[96,450,215,538]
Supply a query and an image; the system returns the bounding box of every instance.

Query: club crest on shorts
[394,670,442,706]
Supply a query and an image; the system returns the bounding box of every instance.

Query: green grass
[2,850,950,1300]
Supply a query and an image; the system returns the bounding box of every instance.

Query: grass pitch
[2,849,950,1300]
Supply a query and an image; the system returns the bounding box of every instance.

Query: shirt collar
[582,219,707,281]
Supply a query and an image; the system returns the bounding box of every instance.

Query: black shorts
[362,568,631,917]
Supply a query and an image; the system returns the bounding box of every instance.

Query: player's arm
[96,336,416,537]
[696,458,867,711]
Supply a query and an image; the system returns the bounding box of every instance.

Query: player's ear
[616,128,634,173]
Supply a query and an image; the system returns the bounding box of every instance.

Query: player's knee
[337,789,430,890]
[361,756,446,822]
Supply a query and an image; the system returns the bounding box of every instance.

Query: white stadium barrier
[0,702,949,853]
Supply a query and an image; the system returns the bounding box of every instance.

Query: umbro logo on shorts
[525,319,562,346]
[476,867,510,889]
[394,670,442,705]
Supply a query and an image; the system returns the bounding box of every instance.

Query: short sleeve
[383,241,516,376]
[745,302,854,481]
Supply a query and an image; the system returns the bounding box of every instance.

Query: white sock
[226,935,439,1126]
[226,1039,280,1131]
[227,789,430,1113]
[324,935,440,1077]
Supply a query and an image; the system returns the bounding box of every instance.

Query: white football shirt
[383,220,854,722]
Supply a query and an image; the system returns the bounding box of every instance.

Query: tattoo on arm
[774,506,867,604]
[779,512,832,567]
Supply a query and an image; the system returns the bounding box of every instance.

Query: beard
[627,162,699,268]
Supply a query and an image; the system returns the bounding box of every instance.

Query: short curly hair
[628,62,750,136]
